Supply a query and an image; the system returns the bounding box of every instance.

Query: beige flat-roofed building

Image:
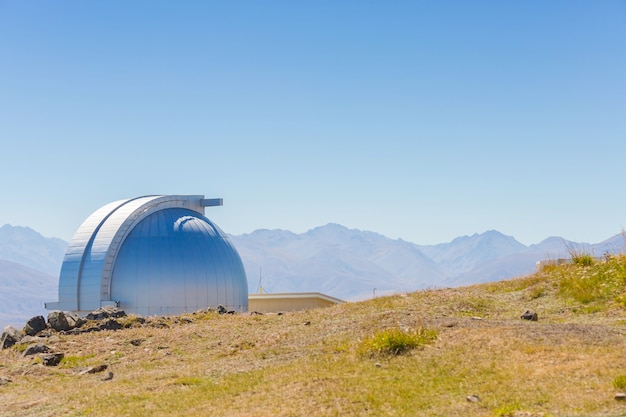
[248,292,343,313]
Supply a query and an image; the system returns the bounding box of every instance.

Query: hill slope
[2,256,626,416]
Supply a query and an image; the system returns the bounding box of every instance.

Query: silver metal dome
[46,195,248,315]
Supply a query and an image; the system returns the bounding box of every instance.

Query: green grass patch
[13,343,28,353]
[60,354,97,368]
[358,327,437,358]
[614,375,626,390]
[492,400,521,416]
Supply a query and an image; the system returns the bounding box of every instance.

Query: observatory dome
[46,195,248,316]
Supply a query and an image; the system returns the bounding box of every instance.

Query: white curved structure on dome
[46,195,248,315]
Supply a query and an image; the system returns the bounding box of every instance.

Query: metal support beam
[201,198,223,207]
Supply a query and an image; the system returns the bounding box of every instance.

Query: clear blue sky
[1,1,625,245]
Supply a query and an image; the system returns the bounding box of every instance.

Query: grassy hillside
[2,255,626,416]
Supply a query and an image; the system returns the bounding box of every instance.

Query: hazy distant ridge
[232,224,626,299]
[0,224,67,276]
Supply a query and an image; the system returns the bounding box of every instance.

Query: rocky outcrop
[71,318,124,334]
[86,306,127,321]
[47,311,85,332]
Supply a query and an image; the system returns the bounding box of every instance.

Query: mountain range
[231,224,625,298]
[1,222,624,328]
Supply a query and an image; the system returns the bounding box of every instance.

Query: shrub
[358,327,437,358]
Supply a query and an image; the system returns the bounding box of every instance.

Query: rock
[98,319,122,331]
[1,325,22,349]
[86,306,127,321]
[193,307,214,315]
[41,352,64,366]
[19,336,49,345]
[466,394,480,403]
[22,343,52,357]
[304,321,311,326]
[68,318,123,334]
[129,339,143,346]
[0,376,11,386]
[615,392,626,401]
[47,311,84,332]
[101,371,114,381]
[23,316,47,336]
[91,364,108,373]
[521,310,538,321]
[78,364,108,375]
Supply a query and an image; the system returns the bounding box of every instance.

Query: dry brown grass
[3,268,626,416]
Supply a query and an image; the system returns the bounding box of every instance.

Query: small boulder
[41,352,64,366]
[129,339,144,346]
[521,310,538,321]
[1,325,22,349]
[466,394,481,403]
[101,371,114,381]
[48,311,85,332]
[24,315,47,336]
[615,392,626,401]
[22,343,52,357]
